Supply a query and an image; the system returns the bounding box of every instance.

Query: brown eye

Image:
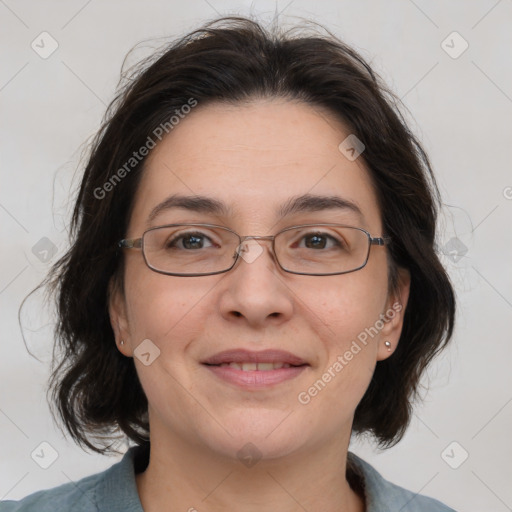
[304,234,328,249]
[166,232,215,250]
[298,232,343,250]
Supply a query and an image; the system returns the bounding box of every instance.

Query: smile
[217,362,295,371]
[203,363,308,388]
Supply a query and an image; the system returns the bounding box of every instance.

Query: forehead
[129,99,382,233]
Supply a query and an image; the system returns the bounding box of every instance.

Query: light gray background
[1,1,511,510]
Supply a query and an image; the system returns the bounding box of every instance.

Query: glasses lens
[275,225,370,275]
[142,225,238,275]
[141,224,371,276]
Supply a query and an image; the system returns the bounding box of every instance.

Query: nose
[218,238,294,327]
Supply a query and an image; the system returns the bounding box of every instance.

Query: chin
[201,412,308,462]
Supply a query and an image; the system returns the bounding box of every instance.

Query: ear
[376,267,411,361]
[108,276,133,357]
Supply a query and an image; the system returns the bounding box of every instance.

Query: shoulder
[0,446,144,512]
[348,452,457,512]
[0,471,103,512]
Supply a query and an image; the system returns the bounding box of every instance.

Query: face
[110,98,409,461]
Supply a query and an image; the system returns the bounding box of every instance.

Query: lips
[218,361,293,371]
[202,349,309,388]
[201,349,308,367]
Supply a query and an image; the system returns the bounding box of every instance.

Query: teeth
[218,362,292,371]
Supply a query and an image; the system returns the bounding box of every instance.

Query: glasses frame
[118,223,391,277]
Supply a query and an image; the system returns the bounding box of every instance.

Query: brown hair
[38,16,455,454]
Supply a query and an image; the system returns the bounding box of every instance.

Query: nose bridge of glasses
[239,234,275,243]
[234,235,278,265]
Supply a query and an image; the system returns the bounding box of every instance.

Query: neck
[135,427,365,512]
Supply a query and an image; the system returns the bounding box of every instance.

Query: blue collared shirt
[0,445,456,511]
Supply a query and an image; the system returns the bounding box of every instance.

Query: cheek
[305,270,388,344]
[298,273,387,399]
[123,272,211,413]
[123,267,209,347]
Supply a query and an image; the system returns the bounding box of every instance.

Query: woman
[2,16,457,512]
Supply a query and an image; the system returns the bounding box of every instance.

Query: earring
[384,341,392,352]
[120,340,125,346]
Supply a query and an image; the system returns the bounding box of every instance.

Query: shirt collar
[96,444,409,512]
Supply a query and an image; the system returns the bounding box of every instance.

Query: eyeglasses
[118,223,391,277]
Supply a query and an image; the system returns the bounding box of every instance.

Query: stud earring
[120,340,125,346]
[384,341,392,352]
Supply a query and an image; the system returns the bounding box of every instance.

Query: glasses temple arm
[118,238,142,249]
[370,236,391,246]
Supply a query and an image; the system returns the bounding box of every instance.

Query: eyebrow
[278,194,364,220]
[147,193,364,224]
[147,194,233,224]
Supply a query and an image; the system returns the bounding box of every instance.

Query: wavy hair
[34,16,456,454]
